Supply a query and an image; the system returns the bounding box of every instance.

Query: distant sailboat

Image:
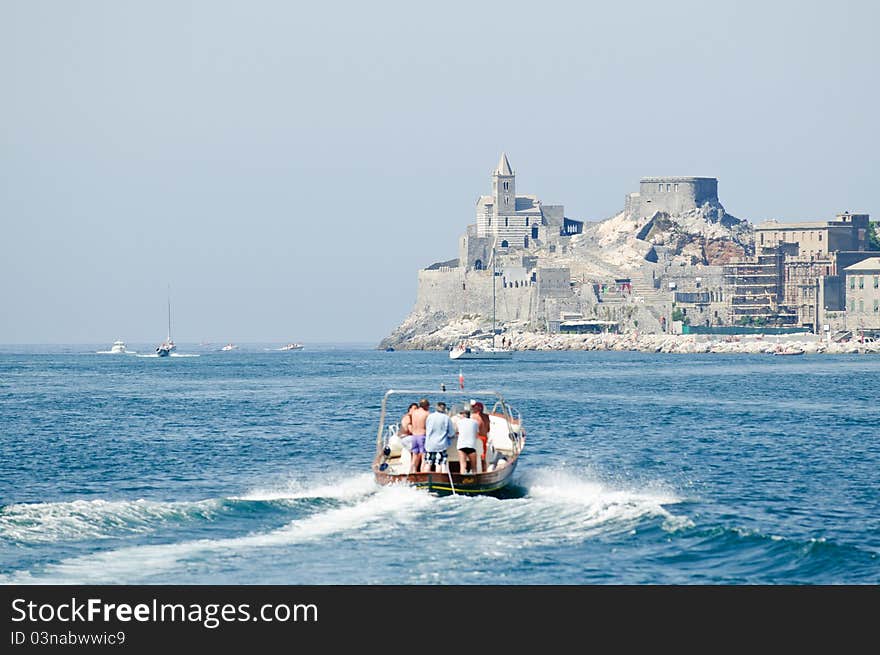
[450,244,513,360]
[156,288,176,357]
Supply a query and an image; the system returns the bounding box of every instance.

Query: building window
[760,233,764,245]
[666,184,671,192]
[850,299,855,312]
[874,275,879,289]
[524,236,529,248]
[859,300,864,312]
[501,240,509,248]
[658,184,662,192]
[504,217,508,227]
[505,195,510,205]
[503,182,508,191]
[525,217,529,226]
[875,299,879,313]
[818,233,822,241]
[859,276,864,289]
[850,277,855,290]
[674,183,679,192]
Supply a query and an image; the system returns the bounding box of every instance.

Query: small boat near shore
[774,346,806,356]
[280,343,304,351]
[373,388,525,496]
[220,343,239,351]
[449,245,512,360]
[449,342,513,360]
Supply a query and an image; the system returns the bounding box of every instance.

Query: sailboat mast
[492,246,496,347]
[167,286,172,341]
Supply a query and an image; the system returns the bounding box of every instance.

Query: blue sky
[1,1,877,344]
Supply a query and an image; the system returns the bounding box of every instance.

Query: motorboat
[221,343,239,351]
[280,343,304,351]
[373,388,525,496]
[774,347,805,356]
[97,340,135,354]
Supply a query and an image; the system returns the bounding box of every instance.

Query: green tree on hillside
[869,221,880,250]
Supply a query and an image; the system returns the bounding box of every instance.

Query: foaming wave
[4,484,431,584]
[0,498,221,545]
[232,473,377,502]
[509,467,692,542]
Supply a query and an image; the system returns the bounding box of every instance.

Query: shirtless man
[408,398,430,473]
[400,403,417,436]
[398,402,417,451]
[471,401,490,469]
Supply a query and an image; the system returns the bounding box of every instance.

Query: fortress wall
[639,177,719,218]
[415,268,534,322]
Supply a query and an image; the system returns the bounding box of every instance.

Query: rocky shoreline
[385,329,880,355]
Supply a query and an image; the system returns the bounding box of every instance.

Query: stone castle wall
[414,268,534,323]
[637,177,719,218]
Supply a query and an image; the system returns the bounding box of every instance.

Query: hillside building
[843,257,880,333]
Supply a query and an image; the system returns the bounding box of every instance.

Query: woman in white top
[455,408,480,474]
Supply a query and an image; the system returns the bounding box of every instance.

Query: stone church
[458,153,583,271]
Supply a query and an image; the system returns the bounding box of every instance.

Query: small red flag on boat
[458,369,464,390]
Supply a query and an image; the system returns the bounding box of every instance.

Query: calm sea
[1,344,877,584]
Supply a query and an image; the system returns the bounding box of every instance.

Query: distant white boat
[97,339,135,355]
[221,343,239,351]
[156,288,176,357]
[280,343,304,351]
[449,342,513,360]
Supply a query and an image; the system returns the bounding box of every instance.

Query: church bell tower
[492,152,515,225]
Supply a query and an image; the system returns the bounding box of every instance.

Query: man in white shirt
[422,402,456,473]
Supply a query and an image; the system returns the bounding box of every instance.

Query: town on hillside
[382,153,879,350]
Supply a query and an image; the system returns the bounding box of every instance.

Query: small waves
[657,523,880,583]
[0,498,222,544]
[3,478,431,584]
[231,473,378,502]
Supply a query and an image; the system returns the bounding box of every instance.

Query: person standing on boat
[408,398,430,473]
[455,408,479,474]
[398,402,417,451]
[471,401,490,468]
[422,401,455,474]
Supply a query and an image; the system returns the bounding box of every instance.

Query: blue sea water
[0,344,878,585]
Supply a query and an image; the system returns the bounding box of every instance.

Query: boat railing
[376,388,520,455]
[491,400,524,457]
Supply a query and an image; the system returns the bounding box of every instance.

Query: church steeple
[492,152,515,218]
[495,152,513,176]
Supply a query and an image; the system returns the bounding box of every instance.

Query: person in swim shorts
[408,398,430,473]
[423,401,455,473]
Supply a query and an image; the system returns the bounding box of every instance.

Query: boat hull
[449,349,513,360]
[373,459,519,496]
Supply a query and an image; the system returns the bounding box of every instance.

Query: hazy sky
[1,1,877,344]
